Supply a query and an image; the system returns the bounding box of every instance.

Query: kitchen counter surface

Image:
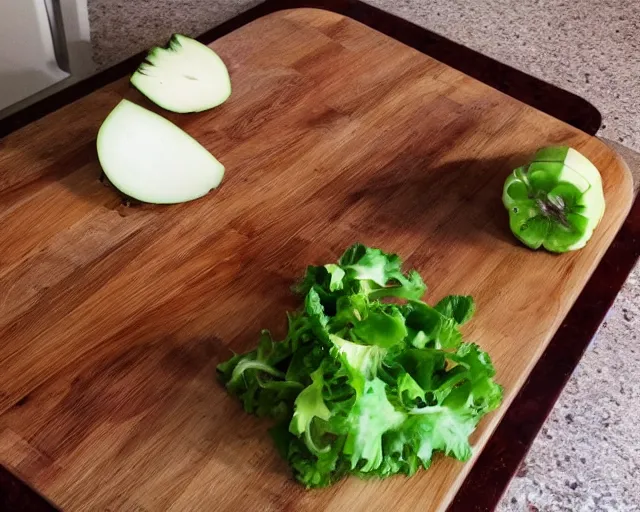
[87,1,640,510]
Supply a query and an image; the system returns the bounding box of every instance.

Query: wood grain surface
[0,9,633,512]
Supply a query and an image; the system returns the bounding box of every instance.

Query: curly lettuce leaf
[329,334,387,383]
[217,330,303,418]
[405,300,463,349]
[343,378,406,472]
[435,295,476,325]
[289,368,332,454]
[218,243,503,489]
[352,305,408,349]
[340,243,427,300]
[296,243,427,304]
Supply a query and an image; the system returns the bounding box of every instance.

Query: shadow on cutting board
[342,154,531,248]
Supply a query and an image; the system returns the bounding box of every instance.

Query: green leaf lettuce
[217,244,502,488]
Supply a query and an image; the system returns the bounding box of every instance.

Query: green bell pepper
[502,146,605,253]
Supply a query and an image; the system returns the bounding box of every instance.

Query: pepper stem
[536,198,570,228]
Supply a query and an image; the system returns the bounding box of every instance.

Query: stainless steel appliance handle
[44,0,70,73]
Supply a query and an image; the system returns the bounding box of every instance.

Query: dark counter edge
[0,1,634,512]
[0,465,60,512]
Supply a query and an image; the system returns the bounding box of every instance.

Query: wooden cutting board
[0,8,633,512]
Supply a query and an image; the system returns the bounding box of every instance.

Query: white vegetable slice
[97,99,224,204]
[130,34,231,113]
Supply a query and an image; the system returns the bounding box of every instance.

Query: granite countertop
[88,1,640,509]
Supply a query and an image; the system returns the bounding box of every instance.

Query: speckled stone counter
[89,0,261,70]
[88,1,640,510]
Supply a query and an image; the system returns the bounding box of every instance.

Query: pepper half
[503,146,605,253]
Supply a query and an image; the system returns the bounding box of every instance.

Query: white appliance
[0,0,93,118]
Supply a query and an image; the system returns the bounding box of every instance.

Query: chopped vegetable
[131,34,231,113]
[503,146,605,252]
[217,244,503,488]
[96,99,224,204]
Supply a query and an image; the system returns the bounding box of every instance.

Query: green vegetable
[217,244,502,487]
[503,146,605,252]
[131,34,231,113]
[96,99,225,204]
